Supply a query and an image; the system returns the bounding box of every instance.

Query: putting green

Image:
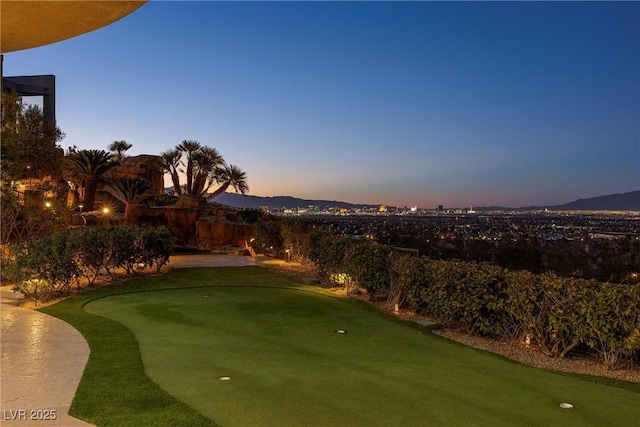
[85,287,639,427]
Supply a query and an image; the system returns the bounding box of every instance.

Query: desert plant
[159,148,183,195]
[108,140,132,161]
[161,141,248,200]
[65,149,118,211]
[103,177,156,225]
[206,164,249,200]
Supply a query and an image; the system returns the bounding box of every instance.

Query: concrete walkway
[1,305,91,426]
[0,254,268,427]
[167,253,260,268]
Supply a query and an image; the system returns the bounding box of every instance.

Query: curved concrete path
[0,254,267,426]
[1,305,91,426]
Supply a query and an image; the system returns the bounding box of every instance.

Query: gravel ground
[434,328,640,383]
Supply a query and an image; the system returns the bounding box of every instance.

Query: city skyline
[4,1,639,208]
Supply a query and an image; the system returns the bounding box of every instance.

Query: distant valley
[208,190,640,212]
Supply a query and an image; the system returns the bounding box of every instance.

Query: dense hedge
[6,226,174,302]
[254,219,640,368]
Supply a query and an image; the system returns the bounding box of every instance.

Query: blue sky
[5,1,639,208]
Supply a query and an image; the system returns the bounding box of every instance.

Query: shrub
[73,227,117,284]
[388,253,423,308]
[418,260,455,321]
[505,271,592,358]
[308,233,351,281]
[1,190,72,245]
[139,226,174,272]
[110,226,142,273]
[344,243,391,299]
[253,219,285,257]
[291,225,640,365]
[7,225,175,301]
[583,283,640,368]
[280,220,314,262]
[452,262,509,336]
[12,230,82,298]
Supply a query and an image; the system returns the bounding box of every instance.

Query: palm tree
[160,141,246,200]
[65,149,118,212]
[108,140,132,161]
[159,148,183,195]
[191,146,224,197]
[177,140,202,195]
[207,164,249,201]
[103,177,155,225]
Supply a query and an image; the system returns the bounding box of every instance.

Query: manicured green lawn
[42,267,639,427]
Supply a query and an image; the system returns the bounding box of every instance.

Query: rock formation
[85,157,253,250]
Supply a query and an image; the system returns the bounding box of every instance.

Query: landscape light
[103,207,110,214]
[45,202,51,208]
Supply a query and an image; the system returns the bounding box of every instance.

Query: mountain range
[210,190,640,212]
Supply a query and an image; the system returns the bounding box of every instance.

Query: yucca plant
[65,149,118,211]
[207,164,249,200]
[159,148,183,195]
[108,140,132,161]
[104,177,155,225]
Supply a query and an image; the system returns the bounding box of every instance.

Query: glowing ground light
[335,329,347,334]
[559,403,573,409]
[220,377,231,381]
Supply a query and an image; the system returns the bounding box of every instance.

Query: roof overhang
[1,0,147,53]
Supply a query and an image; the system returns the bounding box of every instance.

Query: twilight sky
[4,1,639,209]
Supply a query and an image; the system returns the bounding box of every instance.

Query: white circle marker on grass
[559,403,573,409]
[220,376,231,381]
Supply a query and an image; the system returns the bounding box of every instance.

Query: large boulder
[162,206,202,247]
[94,154,165,208]
[175,194,206,209]
[103,155,164,191]
[196,216,253,250]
